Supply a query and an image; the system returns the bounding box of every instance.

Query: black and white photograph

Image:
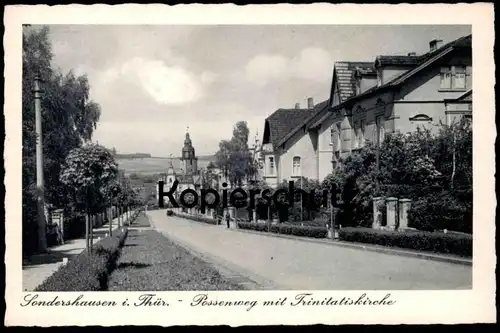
[5,3,496,327]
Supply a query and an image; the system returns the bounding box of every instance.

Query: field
[117,156,216,176]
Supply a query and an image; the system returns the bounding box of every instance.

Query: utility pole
[34,74,47,253]
[300,171,304,222]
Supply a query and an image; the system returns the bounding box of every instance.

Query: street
[148,210,472,290]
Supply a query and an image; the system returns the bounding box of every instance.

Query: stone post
[253,209,257,223]
[398,199,411,231]
[386,197,398,230]
[372,197,384,229]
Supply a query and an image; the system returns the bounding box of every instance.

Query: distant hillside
[151,155,216,161]
[117,156,217,176]
[115,153,152,159]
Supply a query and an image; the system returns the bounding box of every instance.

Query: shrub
[408,191,472,233]
[173,212,218,225]
[166,210,174,216]
[271,224,328,238]
[35,228,129,291]
[338,227,472,257]
[237,222,269,232]
[237,222,328,239]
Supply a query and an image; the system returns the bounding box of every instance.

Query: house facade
[257,35,472,187]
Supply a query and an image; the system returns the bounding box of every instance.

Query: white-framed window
[268,156,275,175]
[331,123,341,151]
[358,119,365,148]
[352,121,359,149]
[440,66,467,90]
[292,156,301,176]
[454,66,466,89]
[375,116,385,146]
[440,67,452,89]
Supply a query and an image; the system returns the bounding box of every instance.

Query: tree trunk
[85,213,90,254]
[109,207,113,237]
[451,131,457,189]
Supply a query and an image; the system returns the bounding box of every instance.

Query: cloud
[98,57,217,106]
[245,54,289,86]
[244,47,333,86]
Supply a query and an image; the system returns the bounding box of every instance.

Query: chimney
[407,52,416,56]
[295,103,300,109]
[429,39,443,52]
[307,97,314,109]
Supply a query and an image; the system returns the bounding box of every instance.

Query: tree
[22,25,102,255]
[321,120,472,232]
[215,121,254,187]
[59,143,119,250]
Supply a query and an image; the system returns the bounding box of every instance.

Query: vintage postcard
[4,3,496,326]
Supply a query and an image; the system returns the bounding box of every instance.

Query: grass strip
[108,216,242,291]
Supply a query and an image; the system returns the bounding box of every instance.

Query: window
[440,67,452,89]
[268,156,275,175]
[440,66,467,90]
[359,119,365,147]
[454,66,466,89]
[376,116,385,146]
[292,156,301,176]
[352,122,359,149]
[331,124,341,151]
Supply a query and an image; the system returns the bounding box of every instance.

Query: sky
[46,24,471,157]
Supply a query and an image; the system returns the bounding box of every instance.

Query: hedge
[237,222,328,239]
[338,227,472,257]
[171,212,219,225]
[35,228,129,291]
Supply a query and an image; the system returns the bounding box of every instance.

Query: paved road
[148,210,472,290]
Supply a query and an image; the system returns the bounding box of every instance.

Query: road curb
[148,218,285,290]
[231,228,472,267]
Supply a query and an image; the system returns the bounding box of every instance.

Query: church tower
[181,128,198,175]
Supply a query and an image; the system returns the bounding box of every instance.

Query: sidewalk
[22,212,132,292]
[233,228,472,266]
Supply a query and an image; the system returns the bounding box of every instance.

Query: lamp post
[34,73,47,253]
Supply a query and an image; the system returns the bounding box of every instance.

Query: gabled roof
[444,89,472,102]
[375,34,472,69]
[262,107,317,148]
[375,55,421,67]
[275,99,330,147]
[344,34,472,106]
[332,61,374,103]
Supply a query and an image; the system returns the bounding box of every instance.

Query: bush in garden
[321,119,472,233]
[237,222,328,239]
[35,228,128,291]
[172,211,218,225]
[166,209,174,216]
[408,191,472,233]
[338,227,472,257]
[237,222,269,232]
[270,224,328,238]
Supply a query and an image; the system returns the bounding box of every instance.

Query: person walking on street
[226,213,230,229]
